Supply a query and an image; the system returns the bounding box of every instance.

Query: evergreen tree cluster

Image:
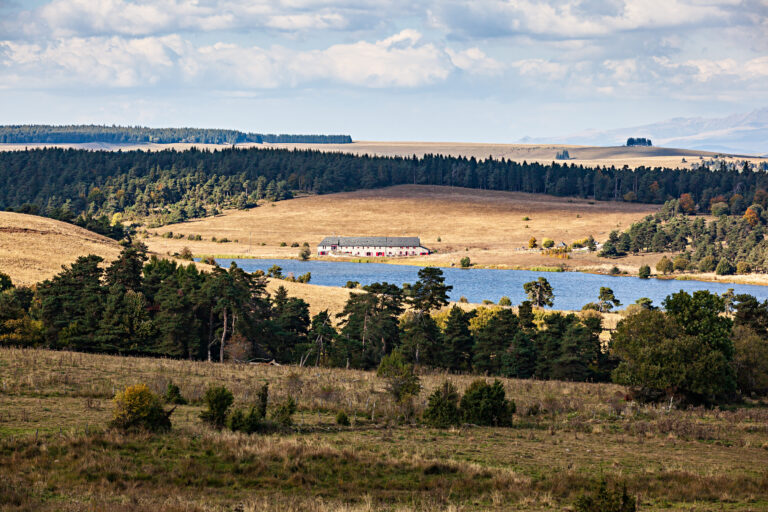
[1,147,766,228]
[626,137,652,147]
[0,125,352,145]
[600,195,768,271]
[2,258,766,402]
[0,260,608,382]
[0,243,312,362]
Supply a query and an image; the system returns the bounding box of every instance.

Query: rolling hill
[0,212,122,286]
[0,211,351,315]
[143,184,661,273]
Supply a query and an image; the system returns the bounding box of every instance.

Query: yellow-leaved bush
[110,384,172,432]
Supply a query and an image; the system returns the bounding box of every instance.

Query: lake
[209,258,768,310]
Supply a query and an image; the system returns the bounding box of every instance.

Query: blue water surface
[209,258,768,310]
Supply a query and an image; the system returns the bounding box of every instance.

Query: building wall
[317,245,429,257]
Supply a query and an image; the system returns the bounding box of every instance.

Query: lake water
[209,258,768,310]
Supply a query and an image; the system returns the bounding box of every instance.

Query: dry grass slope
[0,212,121,286]
[0,211,351,315]
[1,348,767,511]
[144,185,660,272]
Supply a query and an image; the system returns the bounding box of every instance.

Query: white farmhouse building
[317,236,430,257]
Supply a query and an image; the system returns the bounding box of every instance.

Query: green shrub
[336,411,350,426]
[460,379,515,426]
[542,238,554,248]
[377,352,421,403]
[0,272,14,292]
[498,296,512,306]
[698,255,717,272]
[638,265,651,279]
[228,405,264,433]
[345,280,360,288]
[200,385,234,429]
[256,383,269,419]
[110,384,173,432]
[422,382,461,428]
[299,246,311,261]
[574,479,636,512]
[271,397,297,426]
[736,261,751,274]
[460,256,471,268]
[715,258,734,276]
[280,241,287,247]
[656,256,673,275]
[673,255,689,272]
[164,382,187,405]
[290,242,299,247]
[711,202,729,216]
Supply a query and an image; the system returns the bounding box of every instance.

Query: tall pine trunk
[220,308,228,363]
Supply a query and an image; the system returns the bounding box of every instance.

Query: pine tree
[442,306,474,372]
[37,255,105,350]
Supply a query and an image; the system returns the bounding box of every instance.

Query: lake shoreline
[194,252,768,288]
[203,257,768,310]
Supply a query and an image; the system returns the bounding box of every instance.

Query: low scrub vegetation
[1,347,768,511]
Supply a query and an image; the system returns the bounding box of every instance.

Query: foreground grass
[2,348,768,511]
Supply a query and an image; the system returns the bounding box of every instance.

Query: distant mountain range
[524,108,768,156]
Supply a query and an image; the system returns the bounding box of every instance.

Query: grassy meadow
[144,185,661,273]
[2,347,767,511]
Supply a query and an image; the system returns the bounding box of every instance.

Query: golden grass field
[144,184,660,271]
[0,212,122,286]
[0,211,352,316]
[1,347,767,511]
[144,184,768,285]
[2,141,765,171]
[0,209,624,321]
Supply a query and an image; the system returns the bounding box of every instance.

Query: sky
[0,0,767,142]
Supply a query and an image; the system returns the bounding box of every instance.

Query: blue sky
[0,0,766,141]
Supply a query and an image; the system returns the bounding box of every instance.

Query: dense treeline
[0,125,352,145]
[600,195,768,271]
[2,249,766,403]
[0,254,608,383]
[626,137,652,147]
[2,147,768,227]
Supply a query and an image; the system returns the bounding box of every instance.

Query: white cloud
[510,59,570,80]
[0,30,498,89]
[0,35,185,87]
[4,0,408,38]
[446,47,503,74]
[430,0,757,40]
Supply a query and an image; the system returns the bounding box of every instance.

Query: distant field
[2,347,767,511]
[268,140,767,169]
[144,184,660,272]
[1,140,764,170]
